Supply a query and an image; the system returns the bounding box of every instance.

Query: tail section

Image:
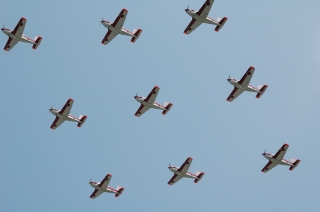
[162,102,173,115]
[215,17,228,32]
[115,186,124,197]
[194,172,205,183]
[256,85,268,98]
[131,29,142,43]
[32,36,42,50]
[289,159,301,171]
[77,115,87,128]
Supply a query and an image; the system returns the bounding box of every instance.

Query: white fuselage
[89,182,117,194]
[134,96,166,111]
[49,108,80,122]
[168,166,198,179]
[1,28,35,44]
[262,153,293,166]
[185,9,219,25]
[101,21,135,37]
[227,78,260,93]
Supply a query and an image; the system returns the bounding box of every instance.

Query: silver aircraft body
[261,144,301,173]
[167,157,204,185]
[89,174,124,199]
[1,17,42,51]
[184,0,227,34]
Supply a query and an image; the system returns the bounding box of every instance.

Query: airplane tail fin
[131,29,142,43]
[77,115,87,128]
[256,85,268,98]
[32,36,42,50]
[162,102,173,115]
[194,171,205,183]
[215,17,228,32]
[289,159,301,171]
[115,186,124,197]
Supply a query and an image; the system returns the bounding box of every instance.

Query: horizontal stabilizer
[77,115,87,128]
[194,172,205,183]
[115,187,124,197]
[32,36,42,50]
[131,29,142,43]
[289,159,301,171]
[256,85,268,98]
[215,17,228,32]
[162,103,173,115]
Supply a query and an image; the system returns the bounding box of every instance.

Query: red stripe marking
[196,1,209,16]
[111,9,126,28]
[272,144,288,159]
[50,117,60,129]
[144,86,159,103]
[59,98,73,115]
[98,174,111,188]
[177,157,192,172]
[238,66,254,85]
[101,30,112,44]
[184,18,196,34]
[168,174,178,185]
[90,189,99,198]
[135,104,145,116]
[227,87,238,101]
[4,37,13,50]
[261,161,273,172]
[11,17,25,35]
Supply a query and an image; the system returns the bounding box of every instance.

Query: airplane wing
[184,18,202,34]
[101,30,118,45]
[168,174,184,185]
[59,98,74,116]
[90,189,104,199]
[50,117,65,130]
[97,174,112,189]
[272,144,289,160]
[261,160,278,173]
[134,104,150,117]
[226,87,244,102]
[111,8,128,29]
[237,66,255,86]
[144,86,160,104]
[11,17,26,37]
[196,0,215,17]
[177,157,193,174]
[4,38,19,51]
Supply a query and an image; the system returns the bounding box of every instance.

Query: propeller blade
[2,24,4,28]
[228,75,230,79]
[90,178,92,182]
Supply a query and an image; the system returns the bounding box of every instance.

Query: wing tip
[122,8,128,12]
[249,66,255,69]
[188,157,193,160]
[21,17,27,20]
[154,85,159,89]
[68,98,74,101]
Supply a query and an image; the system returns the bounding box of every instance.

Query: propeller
[134,93,138,98]
[168,163,171,168]
[90,178,92,183]
[2,24,4,29]
[185,5,189,12]
[262,149,266,155]
[49,106,53,112]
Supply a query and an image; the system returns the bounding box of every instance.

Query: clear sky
[1,0,320,211]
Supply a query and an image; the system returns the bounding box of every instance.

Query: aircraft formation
[2,0,301,201]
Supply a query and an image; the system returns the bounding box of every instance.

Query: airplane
[134,86,173,117]
[89,174,124,199]
[1,17,42,51]
[184,0,228,34]
[49,98,87,130]
[261,143,301,173]
[167,157,205,185]
[226,66,268,102]
[100,8,142,45]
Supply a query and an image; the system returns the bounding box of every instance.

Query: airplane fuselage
[1,28,35,44]
[134,96,166,110]
[49,108,80,122]
[228,78,260,92]
[89,182,118,194]
[263,153,293,166]
[168,166,197,179]
[186,9,219,25]
[101,21,135,37]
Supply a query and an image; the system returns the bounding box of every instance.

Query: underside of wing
[111,8,128,29]
[101,30,118,45]
[226,87,244,102]
[11,17,26,37]
[272,144,289,160]
[144,86,160,104]
[98,174,112,188]
[177,157,193,174]
[261,161,278,173]
[90,189,103,199]
[50,117,65,130]
[59,98,74,116]
[184,18,202,34]
[196,0,214,17]
[134,104,150,117]
[237,66,255,86]
[4,38,19,51]
[168,174,183,185]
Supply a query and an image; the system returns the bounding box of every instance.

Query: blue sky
[1,0,320,211]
